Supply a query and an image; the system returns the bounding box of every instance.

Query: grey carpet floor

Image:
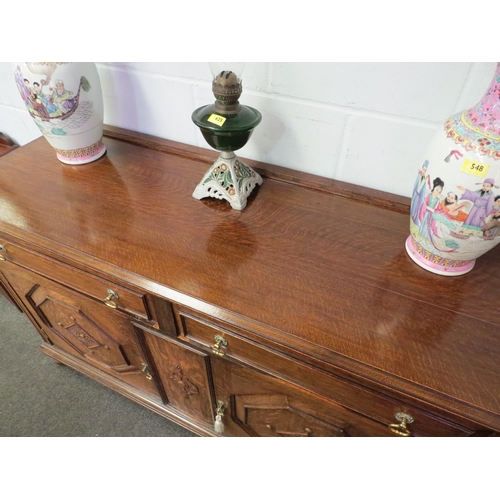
[0,295,195,437]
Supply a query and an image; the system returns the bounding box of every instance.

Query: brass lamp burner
[212,71,242,114]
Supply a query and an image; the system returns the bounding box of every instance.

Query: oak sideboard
[1,126,499,437]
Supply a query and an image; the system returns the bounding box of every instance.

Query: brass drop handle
[389,412,414,437]
[141,363,153,380]
[214,401,226,435]
[104,289,119,308]
[0,244,7,261]
[211,334,228,357]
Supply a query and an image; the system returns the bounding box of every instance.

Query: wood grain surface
[0,129,499,429]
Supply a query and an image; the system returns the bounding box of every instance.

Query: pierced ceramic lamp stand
[192,63,262,210]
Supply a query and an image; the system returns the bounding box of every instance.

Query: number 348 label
[460,158,490,178]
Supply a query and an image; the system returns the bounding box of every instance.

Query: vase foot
[56,141,106,165]
[405,235,475,276]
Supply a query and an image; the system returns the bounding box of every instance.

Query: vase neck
[464,63,500,137]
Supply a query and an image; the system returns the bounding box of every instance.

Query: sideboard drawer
[0,239,150,320]
[178,309,482,437]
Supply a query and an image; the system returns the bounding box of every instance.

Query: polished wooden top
[0,127,499,428]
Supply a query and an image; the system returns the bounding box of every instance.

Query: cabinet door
[136,325,214,426]
[211,357,395,437]
[0,262,159,397]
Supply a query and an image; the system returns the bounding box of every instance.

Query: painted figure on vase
[32,82,57,115]
[418,177,457,252]
[29,88,50,119]
[14,65,90,123]
[20,79,32,104]
[50,80,76,116]
[440,192,469,223]
[411,160,431,223]
[457,178,498,229]
[481,195,500,238]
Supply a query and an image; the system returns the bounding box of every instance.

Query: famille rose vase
[13,62,106,165]
[406,62,500,276]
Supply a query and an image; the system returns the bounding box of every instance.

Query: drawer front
[178,309,480,437]
[0,239,150,320]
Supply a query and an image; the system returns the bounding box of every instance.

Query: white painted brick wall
[0,62,496,198]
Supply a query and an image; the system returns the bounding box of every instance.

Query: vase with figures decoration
[13,62,106,165]
[406,63,500,276]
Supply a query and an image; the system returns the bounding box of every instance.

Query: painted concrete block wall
[0,62,496,198]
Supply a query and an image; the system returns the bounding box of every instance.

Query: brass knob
[389,412,414,437]
[104,289,119,308]
[141,363,153,380]
[0,244,6,261]
[211,334,228,356]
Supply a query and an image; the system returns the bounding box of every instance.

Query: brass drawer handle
[0,244,6,261]
[389,412,414,437]
[141,363,153,380]
[214,401,225,434]
[104,289,119,308]
[211,334,228,356]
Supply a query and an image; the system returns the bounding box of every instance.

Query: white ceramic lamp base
[192,151,262,210]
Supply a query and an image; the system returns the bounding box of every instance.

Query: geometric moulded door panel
[210,357,395,437]
[0,263,159,397]
[233,393,346,437]
[32,288,136,373]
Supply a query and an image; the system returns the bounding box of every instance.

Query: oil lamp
[191,63,262,210]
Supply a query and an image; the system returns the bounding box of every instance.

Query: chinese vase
[406,63,500,276]
[13,62,106,165]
